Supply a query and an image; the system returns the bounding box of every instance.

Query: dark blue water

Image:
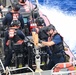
[38,0,76,14]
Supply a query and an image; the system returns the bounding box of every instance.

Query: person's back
[2,3,24,29]
[38,26,48,40]
[18,0,30,13]
[31,17,45,33]
[18,2,26,13]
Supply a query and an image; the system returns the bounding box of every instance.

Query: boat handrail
[52,70,76,75]
[63,40,76,60]
[42,14,51,25]
[0,59,5,72]
[6,66,35,75]
[52,61,76,69]
[50,61,76,75]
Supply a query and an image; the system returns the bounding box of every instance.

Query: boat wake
[39,5,76,57]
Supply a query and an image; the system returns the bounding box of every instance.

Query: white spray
[39,5,76,57]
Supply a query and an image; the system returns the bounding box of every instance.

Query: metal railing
[0,59,5,72]
[5,66,35,75]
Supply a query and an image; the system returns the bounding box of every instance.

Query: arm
[2,14,8,25]
[19,14,24,29]
[42,41,55,46]
[42,34,62,46]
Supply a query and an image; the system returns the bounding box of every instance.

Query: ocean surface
[32,0,76,57]
[38,0,76,15]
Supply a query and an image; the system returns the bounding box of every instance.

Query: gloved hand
[38,43,43,47]
[39,39,43,43]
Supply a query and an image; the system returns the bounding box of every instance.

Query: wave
[39,4,76,57]
[38,0,76,15]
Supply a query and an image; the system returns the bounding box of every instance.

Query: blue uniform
[2,12,24,29]
[53,35,62,44]
[47,33,65,70]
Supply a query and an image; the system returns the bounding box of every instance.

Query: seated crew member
[32,17,47,41]
[4,20,25,68]
[39,24,66,70]
[27,9,40,35]
[32,17,45,33]
[32,17,51,66]
[18,0,35,35]
[2,3,24,29]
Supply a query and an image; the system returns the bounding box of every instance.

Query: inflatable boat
[0,0,76,75]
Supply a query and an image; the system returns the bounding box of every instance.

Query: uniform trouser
[4,49,12,68]
[47,52,65,70]
[45,46,52,56]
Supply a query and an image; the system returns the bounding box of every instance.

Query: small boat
[0,0,76,75]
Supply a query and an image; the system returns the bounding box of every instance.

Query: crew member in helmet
[2,3,24,29]
[39,24,66,70]
[32,17,51,67]
[32,17,45,33]
[4,20,25,68]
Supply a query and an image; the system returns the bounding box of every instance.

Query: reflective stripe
[23,5,30,12]
[13,13,19,20]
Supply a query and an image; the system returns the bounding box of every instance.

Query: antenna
[35,0,39,9]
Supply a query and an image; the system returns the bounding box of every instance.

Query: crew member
[4,20,25,68]
[32,17,45,33]
[40,24,66,70]
[2,3,24,29]
[32,17,50,67]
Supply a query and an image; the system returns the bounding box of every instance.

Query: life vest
[12,13,21,28]
[19,4,30,13]
[38,27,48,40]
[50,33,64,53]
[12,13,19,20]
[53,62,75,75]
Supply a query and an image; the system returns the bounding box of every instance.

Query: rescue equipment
[53,62,75,73]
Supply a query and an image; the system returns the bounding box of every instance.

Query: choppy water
[38,0,76,15]
[37,0,76,57]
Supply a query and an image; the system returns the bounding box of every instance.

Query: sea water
[37,0,76,57]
